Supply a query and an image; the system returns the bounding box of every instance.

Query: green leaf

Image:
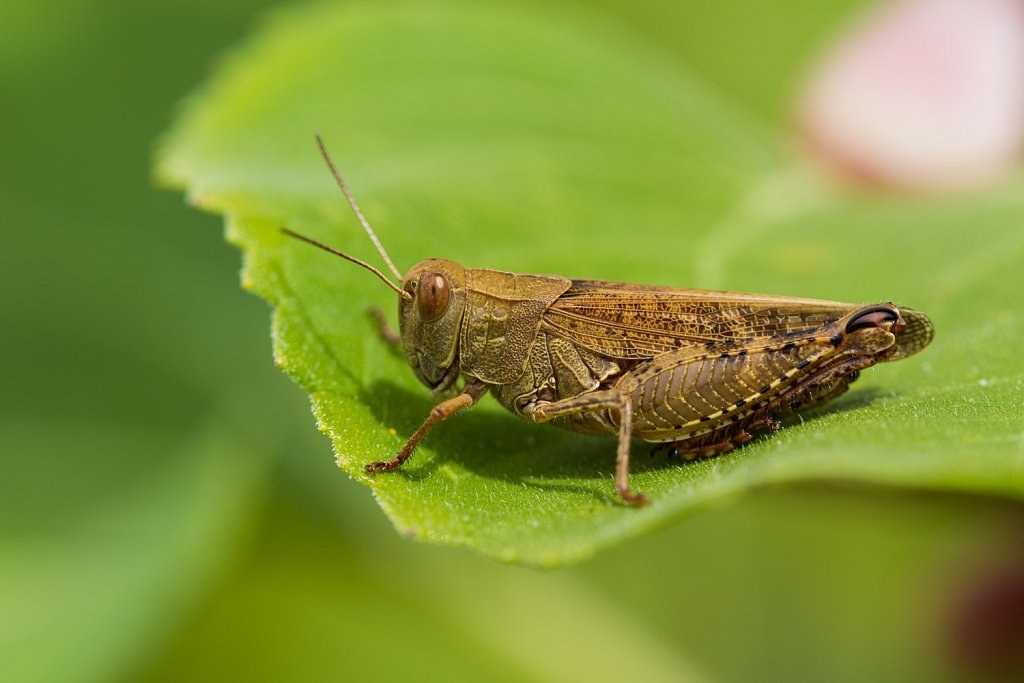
[157,1,1024,566]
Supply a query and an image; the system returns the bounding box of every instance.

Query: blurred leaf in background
[1,0,307,680]
[3,1,1023,682]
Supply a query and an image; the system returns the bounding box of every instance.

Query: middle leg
[530,390,649,506]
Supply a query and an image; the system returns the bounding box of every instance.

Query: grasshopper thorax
[399,258,468,395]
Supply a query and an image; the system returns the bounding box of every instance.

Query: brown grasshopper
[284,136,934,506]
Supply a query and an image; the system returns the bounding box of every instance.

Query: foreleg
[368,306,401,347]
[366,380,488,474]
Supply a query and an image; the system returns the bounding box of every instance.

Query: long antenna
[315,134,404,282]
[281,228,412,301]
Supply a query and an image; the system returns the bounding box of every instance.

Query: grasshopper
[284,136,934,506]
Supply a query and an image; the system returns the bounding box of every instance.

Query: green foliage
[158,2,1024,566]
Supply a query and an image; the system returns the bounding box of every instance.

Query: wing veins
[545,308,724,344]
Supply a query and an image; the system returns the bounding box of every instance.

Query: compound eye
[417,271,451,322]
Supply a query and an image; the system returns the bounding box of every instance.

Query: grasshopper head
[399,259,468,395]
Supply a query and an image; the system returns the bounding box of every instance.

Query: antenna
[281,228,412,301]
[315,134,404,282]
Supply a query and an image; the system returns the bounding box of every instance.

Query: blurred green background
[3,1,1023,682]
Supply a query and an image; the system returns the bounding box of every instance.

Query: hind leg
[668,429,752,461]
[666,414,788,460]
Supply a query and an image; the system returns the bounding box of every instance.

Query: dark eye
[417,271,451,322]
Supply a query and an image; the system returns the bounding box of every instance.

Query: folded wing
[542,279,859,360]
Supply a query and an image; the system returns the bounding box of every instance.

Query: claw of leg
[618,487,651,507]
[365,458,402,474]
[735,429,754,444]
